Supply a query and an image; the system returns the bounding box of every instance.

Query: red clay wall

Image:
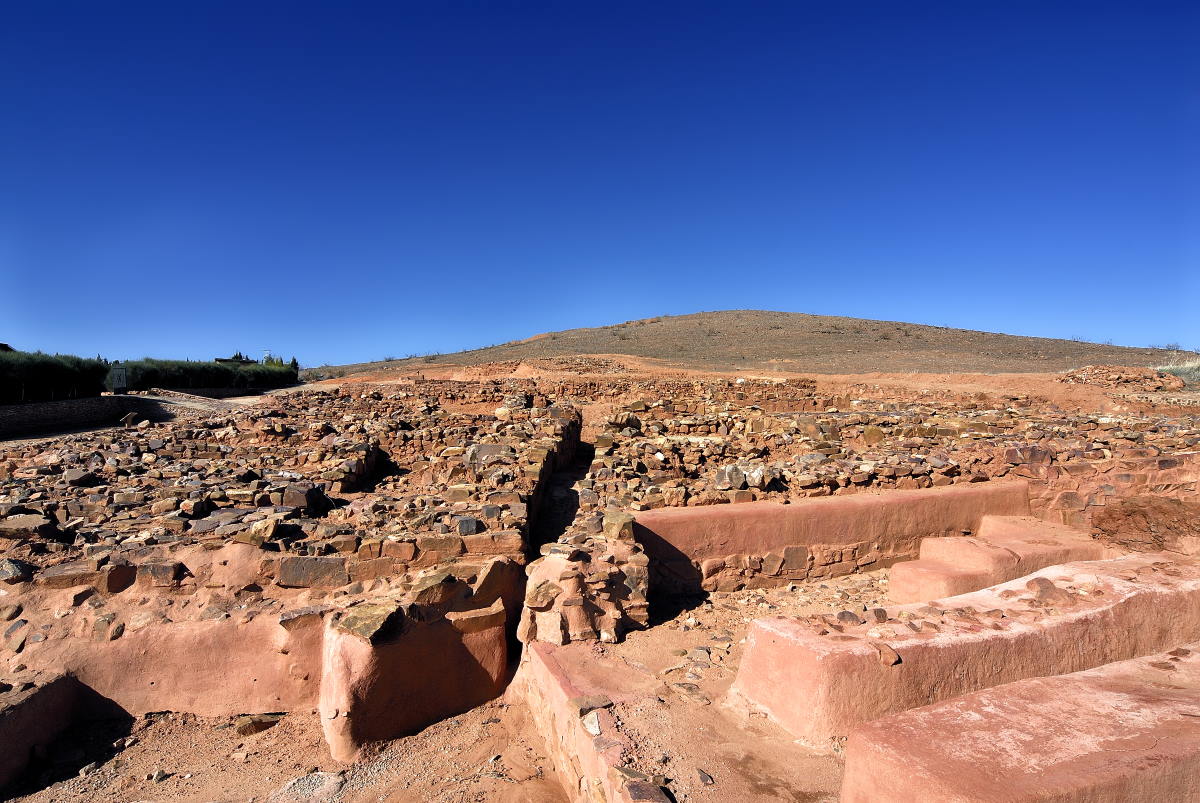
[510,642,666,803]
[26,612,325,717]
[19,600,510,764]
[320,600,509,762]
[633,481,1031,592]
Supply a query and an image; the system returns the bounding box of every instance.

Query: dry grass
[324,310,1189,376]
[1159,357,1200,386]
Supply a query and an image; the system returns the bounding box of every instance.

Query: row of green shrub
[0,351,111,404]
[108,359,298,392]
[1,351,299,404]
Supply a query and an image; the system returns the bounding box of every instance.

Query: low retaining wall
[510,642,666,803]
[29,611,324,717]
[16,591,510,764]
[0,396,172,440]
[633,481,1031,593]
[729,553,1200,750]
[842,641,1200,802]
[153,387,280,399]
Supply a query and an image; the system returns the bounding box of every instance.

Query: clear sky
[2,1,1197,365]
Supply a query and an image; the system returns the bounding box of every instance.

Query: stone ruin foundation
[1,372,1198,801]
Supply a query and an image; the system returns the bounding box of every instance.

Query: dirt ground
[10,697,566,803]
[563,571,889,802]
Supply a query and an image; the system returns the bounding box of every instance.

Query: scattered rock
[234,713,285,736]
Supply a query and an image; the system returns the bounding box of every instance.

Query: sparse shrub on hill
[1159,359,1200,387]
[316,311,1191,376]
[0,350,110,404]
[109,358,297,391]
[302,365,346,380]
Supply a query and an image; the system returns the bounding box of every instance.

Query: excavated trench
[527,441,594,558]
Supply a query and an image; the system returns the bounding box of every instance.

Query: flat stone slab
[0,514,57,540]
[842,642,1200,802]
[276,556,348,588]
[729,553,1200,749]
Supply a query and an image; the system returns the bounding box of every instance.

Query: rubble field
[1,363,1198,802]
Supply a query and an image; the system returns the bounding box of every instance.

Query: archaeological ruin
[1,362,1198,801]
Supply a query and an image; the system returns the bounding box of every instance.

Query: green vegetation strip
[1,350,298,405]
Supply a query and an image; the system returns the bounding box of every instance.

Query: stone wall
[151,387,278,399]
[510,642,668,803]
[0,397,172,440]
[633,482,1031,594]
[1026,451,1200,527]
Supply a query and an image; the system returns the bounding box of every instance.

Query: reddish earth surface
[1,352,1198,802]
[10,699,566,803]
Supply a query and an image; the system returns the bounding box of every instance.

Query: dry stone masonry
[1,369,1198,801]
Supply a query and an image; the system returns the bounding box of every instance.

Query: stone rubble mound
[1058,364,1185,392]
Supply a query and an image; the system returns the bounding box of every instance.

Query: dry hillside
[318,310,1190,376]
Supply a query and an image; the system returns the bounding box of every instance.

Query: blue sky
[2,1,1196,365]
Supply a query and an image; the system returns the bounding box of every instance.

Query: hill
[316,310,1191,377]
